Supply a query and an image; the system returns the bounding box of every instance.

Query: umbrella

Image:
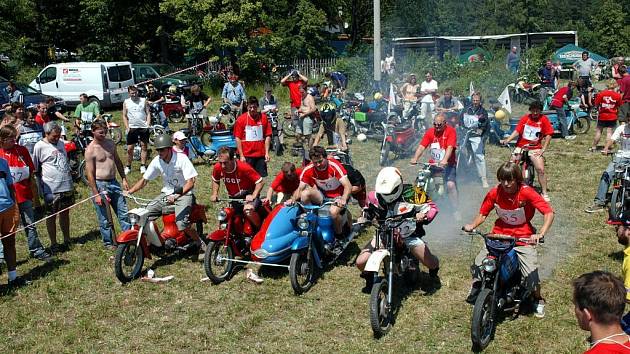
[552,44,608,64]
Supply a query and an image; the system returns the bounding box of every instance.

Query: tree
[588,0,629,57]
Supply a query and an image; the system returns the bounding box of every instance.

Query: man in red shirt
[263,162,301,205]
[501,101,554,201]
[573,271,630,353]
[288,145,352,237]
[464,162,554,317]
[210,147,265,228]
[233,96,272,177]
[619,66,630,123]
[0,125,51,261]
[281,70,308,118]
[549,81,576,140]
[409,113,459,217]
[591,81,623,151]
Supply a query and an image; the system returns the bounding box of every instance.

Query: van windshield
[107,65,133,82]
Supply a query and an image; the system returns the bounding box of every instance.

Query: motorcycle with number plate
[466,231,541,351]
[203,198,271,284]
[114,195,207,283]
[364,206,428,338]
[379,113,422,166]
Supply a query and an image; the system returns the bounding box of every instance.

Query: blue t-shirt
[0,158,15,212]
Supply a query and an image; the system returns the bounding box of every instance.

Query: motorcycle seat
[210,130,233,137]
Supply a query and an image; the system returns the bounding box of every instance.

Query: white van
[30,62,134,108]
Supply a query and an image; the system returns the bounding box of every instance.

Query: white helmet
[357,133,367,142]
[209,116,219,125]
[375,167,403,205]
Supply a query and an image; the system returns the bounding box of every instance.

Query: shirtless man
[297,85,317,159]
[85,119,131,250]
[400,74,420,119]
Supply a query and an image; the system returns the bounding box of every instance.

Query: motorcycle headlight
[128,213,139,226]
[217,209,227,222]
[297,216,309,230]
[482,257,497,273]
[253,248,269,259]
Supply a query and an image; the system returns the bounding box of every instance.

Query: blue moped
[185,108,236,161]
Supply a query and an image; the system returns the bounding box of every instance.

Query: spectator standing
[84,119,131,250]
[33,122,74,253]
[400,74,420,120]
[2,81,22,109]
[591,81,622,151]
[550,81,577,140]
[281,70,308,122]
[419,72,438,130]
[612,58,625,81]
[18,109,44,157]
[573,51,598,89]
[619,67,630,122]
[296,85,318,158]
[506,46,520,74]
[221,74,246,117]
[459,92,490,187]
[233,97,272,177]
[0,125,51,262]
[538,59,558,102]
[122,86,151,175]
[185,84,212,118]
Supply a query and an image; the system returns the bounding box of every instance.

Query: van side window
[107,66,132,82]
[40,67,57,84]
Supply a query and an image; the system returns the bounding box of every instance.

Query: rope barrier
[134,60,214,87]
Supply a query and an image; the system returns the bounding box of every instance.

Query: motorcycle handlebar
[461,227,544,244]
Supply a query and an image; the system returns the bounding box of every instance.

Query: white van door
[57,65,102,104]
[33,66,59,97]
[105,64,133,104]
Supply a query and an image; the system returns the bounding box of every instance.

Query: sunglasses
[433,122,445,127]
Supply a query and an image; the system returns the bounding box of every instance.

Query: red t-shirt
[271,168,302,193]
[585,340,630,353]
[212,160,262,197]
[479,184,553,241]
[595,90,623,121]
[284,80,305,108]
[515,114,554,150]
[419,126,457,166]
[233,112,272,158]
[0,145,34,203]
[35,113,50,127]
[550,86,570,108]
[620,76,630,103]
[300,159,347,198]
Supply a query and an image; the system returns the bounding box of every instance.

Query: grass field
[0,96,621,353]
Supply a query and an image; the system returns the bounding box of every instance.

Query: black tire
[169,111,185,123]
[79,159,88,186]
[610,187,624,221]
[471,288,496,352]
[108,127,123,145]
[200,131,212,146]
[523,160,535,187]
[203,241,234,284]
[282,119,296,138]
[273,135,283,156]
[149,125,166,146]
[196,221,204,242]
[371,124,385,141]
[114,242,145,284]
[574,116,590,135]
[289,251,315,295]
[369,278,392,338]
[379,141,390,166]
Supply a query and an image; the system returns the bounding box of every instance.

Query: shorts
[126,128,150,145]
[362,233,425,252]
[597,120,617,128]
[619,102,630,122]
[579,76,592,88]
[296,116,313,136]
[44,191,76,215]
[443,165,457,182]
[0,203,19,235]
[474,244,539,287]
[245,157,268,177]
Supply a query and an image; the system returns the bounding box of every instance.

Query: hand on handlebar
[462,224,475,233]
[167,194,179,204]
[529,234,544,245]
[334,197,347,208]
[245,194,255,202]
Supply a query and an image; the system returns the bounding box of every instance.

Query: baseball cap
[172,131,187,141]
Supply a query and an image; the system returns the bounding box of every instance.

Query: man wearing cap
[172,131,191,158]
[233,96,272,177]
[221,74,246,117]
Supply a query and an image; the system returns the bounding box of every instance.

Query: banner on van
[62,68,82,82]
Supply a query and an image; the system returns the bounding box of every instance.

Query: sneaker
[140,166,146,174]
[542,194,551,202]
[564,135,577,140]
[481,177,490,189]
[34,251,53,262]
[466,282,482,304]
[124,166,131,175]
[534,301,545,318]
[585,202,606,213]
[245,269,263,284]
[8,276,31,287]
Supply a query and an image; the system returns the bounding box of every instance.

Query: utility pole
[374,0,381,83]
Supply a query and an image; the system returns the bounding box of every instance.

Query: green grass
[0,100,619,353]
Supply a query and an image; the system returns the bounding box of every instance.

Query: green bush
[333,57,372,93]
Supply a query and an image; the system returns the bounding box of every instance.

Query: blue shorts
[444,165,457,182]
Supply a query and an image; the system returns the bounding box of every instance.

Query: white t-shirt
[420,80,438,103]
[611,124,630,158]
[143,152,198,194]
[32,139,73,195]
[124,97,149,129]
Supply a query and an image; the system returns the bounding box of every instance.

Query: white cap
[172,131,187,141]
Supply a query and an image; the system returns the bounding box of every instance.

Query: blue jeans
[0,200,47,259]
[93,180,131,246]
[555,107,569,137]
[595,158,630,204]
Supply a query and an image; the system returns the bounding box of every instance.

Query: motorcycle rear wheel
[203,241,234,284]
[370,278,392,338]
[610,187,624,221]
[114,242,145,284]
[523,160,535,187]
[471,288,496,352]
[169,111,185,123]
[289,251,315,295]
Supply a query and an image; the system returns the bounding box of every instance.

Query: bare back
[86,139,118,180]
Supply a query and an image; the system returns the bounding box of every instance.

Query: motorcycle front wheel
[273,135,283,156]
[610,187,624,221]
[370,278,392,338]
[169,111,185,123]
[114,242,145,284]
[471,288,496,352]
[203,241,234,284]
[79,159,88,186]
[289,251,315,295]
[574,116,590,135]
